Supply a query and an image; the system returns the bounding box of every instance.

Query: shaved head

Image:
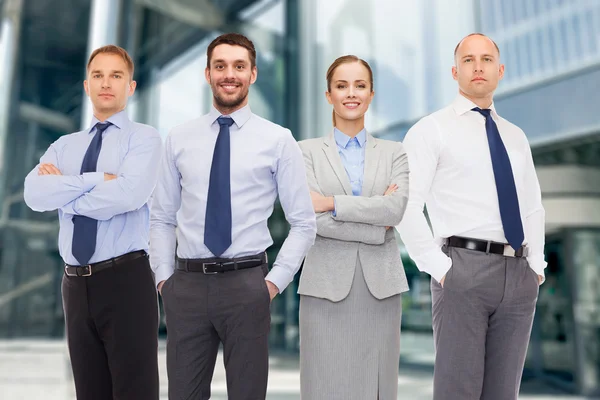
[454,33,500,62]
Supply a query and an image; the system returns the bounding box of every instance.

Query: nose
[224,65,236,79]
[347,86,357,98]
[101,76,111,89]
[474,60,483,73]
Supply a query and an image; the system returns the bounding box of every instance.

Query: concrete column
[0,0,24,198]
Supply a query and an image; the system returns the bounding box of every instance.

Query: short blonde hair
[87,45,134,79]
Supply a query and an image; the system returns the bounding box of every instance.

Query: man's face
[84,53,135,117]
[205,44,257,112]
[452,35,504,100]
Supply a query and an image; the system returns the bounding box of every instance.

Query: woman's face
[326,62,374,123]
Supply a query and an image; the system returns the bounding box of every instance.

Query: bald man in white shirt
[397,33,546,400]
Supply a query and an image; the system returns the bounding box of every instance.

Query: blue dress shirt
[150,105,317,292]
[334,127,366,196]
[24,110,163,265]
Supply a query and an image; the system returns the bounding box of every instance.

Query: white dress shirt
[150,105,317,292]
[397,94,546,283]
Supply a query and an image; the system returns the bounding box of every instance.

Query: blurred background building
[0,0,598,397]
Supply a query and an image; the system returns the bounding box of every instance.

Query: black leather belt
[446,236,528,257]
[64,250,147,277]
[177,252,267,274]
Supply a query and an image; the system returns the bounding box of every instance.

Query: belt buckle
[503,245,516,257]
[79,265,93,277]
[202,262,219,275]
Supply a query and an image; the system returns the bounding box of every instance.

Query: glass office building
[0,0,598,395]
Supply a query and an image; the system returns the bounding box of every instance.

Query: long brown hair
[326,55,374,126]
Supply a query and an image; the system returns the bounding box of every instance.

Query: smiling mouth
[343,102,360,108]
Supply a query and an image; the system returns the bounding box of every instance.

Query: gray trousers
[161,263,271,400]
[431,245,539,400]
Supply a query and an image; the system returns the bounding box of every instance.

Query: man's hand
[157,280,166,295]
[104,173,117,181]
[265,280,279,301]
[38,163,62,176]
[538,275,543,285]
[439,275,446,287]
[310,191,335,213]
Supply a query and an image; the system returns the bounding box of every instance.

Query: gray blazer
[298,131,410,302]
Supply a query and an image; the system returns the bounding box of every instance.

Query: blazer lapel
[322,132,353,195]
[361,132,381,197]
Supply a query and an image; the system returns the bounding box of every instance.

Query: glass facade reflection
[0,0,599,395]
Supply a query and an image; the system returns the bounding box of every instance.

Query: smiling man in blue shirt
[150,33,316,400]
[24,45,162,400]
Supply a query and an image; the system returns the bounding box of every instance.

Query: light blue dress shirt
[24,110,163,265]
[150,105,317,292]
[334,127,366,196]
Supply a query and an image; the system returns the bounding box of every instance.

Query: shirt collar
[87,109,129,133]
[334,127,367,149]
[452,94,498,119]
[208,104,252,128]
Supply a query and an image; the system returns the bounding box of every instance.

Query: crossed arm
[24,133,163,220]
[301,143,409,245]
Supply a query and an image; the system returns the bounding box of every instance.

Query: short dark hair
[206,33,257,68]
[454,33,500,59]
[87,45,134,79]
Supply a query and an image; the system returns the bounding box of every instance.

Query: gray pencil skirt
[299,258,403,400]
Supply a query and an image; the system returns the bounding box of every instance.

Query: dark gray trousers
[431,245,539,400]
[162,263,271,400]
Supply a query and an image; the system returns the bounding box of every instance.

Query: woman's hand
[310,191,335,213]
[384,184,398,230]
[384,184,398,196]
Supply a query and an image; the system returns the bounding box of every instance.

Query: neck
[213,98,248,116]
[459,90,493,110]
[93,107,123,123]
[334,117,365,137]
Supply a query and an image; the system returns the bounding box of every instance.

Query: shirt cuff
[526,254,547,284]
[154,263,175,288]
[420,250,453,283]
[82,172,104,192]
[265,266,292,293]
[332,197,337,217]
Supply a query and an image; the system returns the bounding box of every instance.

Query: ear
[83,80,90,97]
[451,65,458,81]
[250,65,258,84]
[498,63,505,81]
[205,67,211,85]
[325,90,333,105]
[128,80,137,97]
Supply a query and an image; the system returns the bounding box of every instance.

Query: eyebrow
[212,59,249,64]
[90,70,125,75]
[335,79,367,83]
[461,54,496,59]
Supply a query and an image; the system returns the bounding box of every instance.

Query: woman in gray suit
[298,55,410,399]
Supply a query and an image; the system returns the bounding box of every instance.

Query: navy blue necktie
[71,122,111,265]
[204,116,235,256]
[472,107,524,250]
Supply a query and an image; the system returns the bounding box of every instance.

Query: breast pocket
[96,134,127,174]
